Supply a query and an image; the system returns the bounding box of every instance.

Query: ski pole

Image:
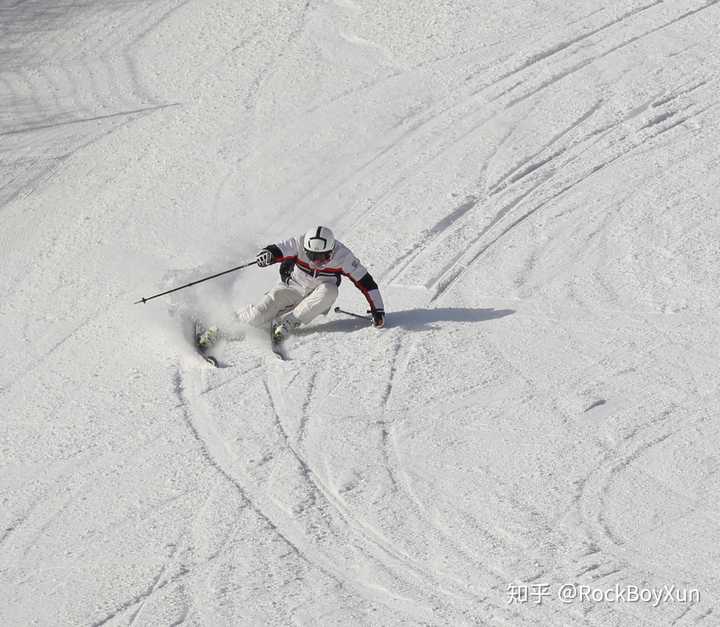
[333,306,371,320]
[134,260,258,304]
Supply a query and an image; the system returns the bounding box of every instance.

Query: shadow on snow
[304,307,515,334]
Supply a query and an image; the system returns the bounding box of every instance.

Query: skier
[198,226,384,347]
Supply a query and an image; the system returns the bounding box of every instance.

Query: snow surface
[2,1,719,625]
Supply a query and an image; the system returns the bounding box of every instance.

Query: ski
[201,353,219,367]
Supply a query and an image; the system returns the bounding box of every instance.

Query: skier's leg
[237,284,304,327]
[271,283,339,341]
[292,282,339,324]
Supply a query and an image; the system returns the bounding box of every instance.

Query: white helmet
[303,226,335,261]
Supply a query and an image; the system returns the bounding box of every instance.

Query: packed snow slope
[2,1,719,625]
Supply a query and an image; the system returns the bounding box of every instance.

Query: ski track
[377,335,404,493]
[363,0,720,304]
[174,363,434,622]
[296,370,318,447]
[259,370,452,620]
[576,408,719,623]
[172,367,303,562]
[0,0,186,212]
[370,343,534,609]
[125,537,184,627]
[186,350,554,625]
[90,551,196,627]
[172,366,400,623]
[427,89,713,301]
[264,339,574,625]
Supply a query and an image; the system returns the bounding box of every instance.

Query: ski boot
[272,314,300,343]
[197,325,219,350]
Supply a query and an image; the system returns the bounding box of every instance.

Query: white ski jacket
[265,236,384,313]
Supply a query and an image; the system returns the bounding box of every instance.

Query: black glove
[371,309,385,328]
[279,259,295,284]
[256,248,275,267]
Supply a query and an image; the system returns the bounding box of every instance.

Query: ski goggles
[306,249,333,263]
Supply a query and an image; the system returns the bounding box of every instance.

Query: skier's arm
[257,237,300,266]
[341,256,385,326]
[355,272,385,327]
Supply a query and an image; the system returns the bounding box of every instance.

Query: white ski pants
[239,281,338,327]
